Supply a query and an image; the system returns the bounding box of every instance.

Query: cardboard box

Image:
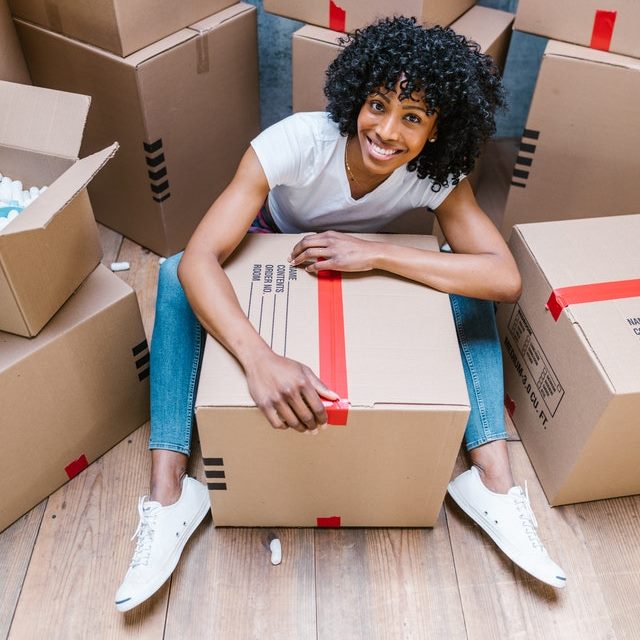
[0,80,115,337]
[0,265,150,532]
[7,0,237,57]
[501,40,640,238]
[264,0,475,33]
[0,0,30,83]
[514,0,640,59]
[497,215,640,506]
[16,3,260,257]
[195,233,470,527]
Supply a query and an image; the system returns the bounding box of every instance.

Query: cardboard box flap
[0,80,90,159]
[544,39,640,71]
[124,29,196,68]
[451,5,514,51]
[516,216,640,394]
[0,144,118,235]
[296,25,341,46]
[189,2,254,33]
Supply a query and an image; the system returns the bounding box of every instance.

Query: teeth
[370,140,398,156]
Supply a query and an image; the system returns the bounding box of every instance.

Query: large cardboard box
[16,3,260,257]
[264,0,475,32]
[514,0,640,59]
[497,215,640,506]
[195,233,470,527]
[0,0,30,83]
[0,80,115,337]
[0,265,150,532]
[501,40,640,239]
[7,0,236,57]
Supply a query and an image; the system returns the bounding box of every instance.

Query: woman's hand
[244,349,340,433]
[288,231,380,273]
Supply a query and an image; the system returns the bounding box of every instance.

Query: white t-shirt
[250,112,459,233]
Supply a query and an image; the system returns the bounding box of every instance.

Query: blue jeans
[149,252,508,455]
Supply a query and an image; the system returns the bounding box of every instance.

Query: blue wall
[244,0,547,137]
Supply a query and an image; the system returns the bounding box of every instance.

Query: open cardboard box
[195,233,470,527]
[0,80,116,336]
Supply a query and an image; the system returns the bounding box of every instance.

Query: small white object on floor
[158,257,166,265]
[110,261,130,272]
[269,537,282,565]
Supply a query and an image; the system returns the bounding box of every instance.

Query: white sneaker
[448,466,566,589]
[115,476,210,612]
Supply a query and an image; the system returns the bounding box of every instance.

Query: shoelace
[129,497,158,569]
[513,482,545,552]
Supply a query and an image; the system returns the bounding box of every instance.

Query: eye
[404,113,422,124]
[369,99,384,112]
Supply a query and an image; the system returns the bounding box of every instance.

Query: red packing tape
[317,516,341,527]
[65,454,89,479]
[590,10,617,51]
[318,268,350,424]
[329,0,346,31]
[546,278,640,321]
[504,393,516,418]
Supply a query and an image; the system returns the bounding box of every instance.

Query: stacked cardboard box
[0,81,149,532]
[497,215,640,505]
[0,0,30,83]
[195,233,470,527]
[500,1,640,237]
[12,0,260,256]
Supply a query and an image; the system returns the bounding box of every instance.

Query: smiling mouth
[366,136,403,160]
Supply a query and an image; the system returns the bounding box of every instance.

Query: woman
[115,17,565,612]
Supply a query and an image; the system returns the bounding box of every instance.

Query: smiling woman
[114,16,566,614]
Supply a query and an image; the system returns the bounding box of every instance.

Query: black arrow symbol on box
[148,167,167,181]
[143,139,163,153]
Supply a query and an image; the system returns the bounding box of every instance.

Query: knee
[158,252,186,298]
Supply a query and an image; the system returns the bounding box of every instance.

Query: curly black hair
[324,16,506,190]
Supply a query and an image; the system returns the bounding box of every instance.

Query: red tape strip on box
[64,454,89,479]
[504,393,516,418]
[329,0,346,31]
[318,268,350,425]
[317,516,342,527]
[590,10,617,51]
[546,278,640,321]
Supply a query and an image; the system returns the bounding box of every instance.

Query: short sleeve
[421,174,467,210]
[250,114,317,189]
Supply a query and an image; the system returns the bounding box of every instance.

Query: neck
[345,135,389,194]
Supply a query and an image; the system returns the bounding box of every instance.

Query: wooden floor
[2,141,639,639]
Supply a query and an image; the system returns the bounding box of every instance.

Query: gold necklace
[344,137,363,185]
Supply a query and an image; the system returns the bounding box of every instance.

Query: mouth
[365,136,404,161]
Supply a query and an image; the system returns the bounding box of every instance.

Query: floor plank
[0,501,46,638]
[315,510,467,640]
[98,224,124,266]
[8,423,167,640]
[446,442,618,640]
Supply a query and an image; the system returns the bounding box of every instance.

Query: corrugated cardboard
[7,0,236,57]
[497,215,640,506]
[264,0,475,32]
[195,233,470,527]
[16,3,260,257]
[501,40,640,238]
[0,80,115,337]
[0,0,30,83]
[0,264,150,532]
[514,0,640,59]
[291,5,514,233]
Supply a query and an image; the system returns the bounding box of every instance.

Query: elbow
[498,272,522,303]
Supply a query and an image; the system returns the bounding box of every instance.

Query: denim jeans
[149,252,508,455]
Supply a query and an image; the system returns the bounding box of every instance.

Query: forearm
[373,242,521,302]
[178,249,271,370]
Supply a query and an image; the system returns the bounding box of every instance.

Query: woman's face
[354,83,438,178]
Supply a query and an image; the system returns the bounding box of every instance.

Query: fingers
[309,372,340,401]
[289,247,330,267]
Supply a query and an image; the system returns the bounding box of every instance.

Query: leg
[447,294,566,588]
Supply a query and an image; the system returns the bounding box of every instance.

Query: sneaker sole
[447,481,566,589]
[116,490,211,612]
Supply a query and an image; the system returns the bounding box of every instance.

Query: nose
[376,113,401,142]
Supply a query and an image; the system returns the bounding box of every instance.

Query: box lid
[197,234,469,410]
[544,39,640,71]
[515,215,640,394]
[0,143,118,235]
[0,80,90,159]
[450,5,514,52]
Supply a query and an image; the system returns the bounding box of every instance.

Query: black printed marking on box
[153,193,171,203]
[519,142,536,154]
[511,181,527,188]
[205,470,225,478]
[513,168,529,180]
[138,367,150,382]
[132,340,149,356]
[136,353,150,369]
[148,167,167,181]
[150,180,170,194]
[143,139,163,153]
[507,305,564,416]
[146,153,165,168]
[207,483,227,491]
[516,155,532,167]
[522,129,540,140]
[203,458,224,466]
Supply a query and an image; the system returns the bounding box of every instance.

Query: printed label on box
[504,305,565,424]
